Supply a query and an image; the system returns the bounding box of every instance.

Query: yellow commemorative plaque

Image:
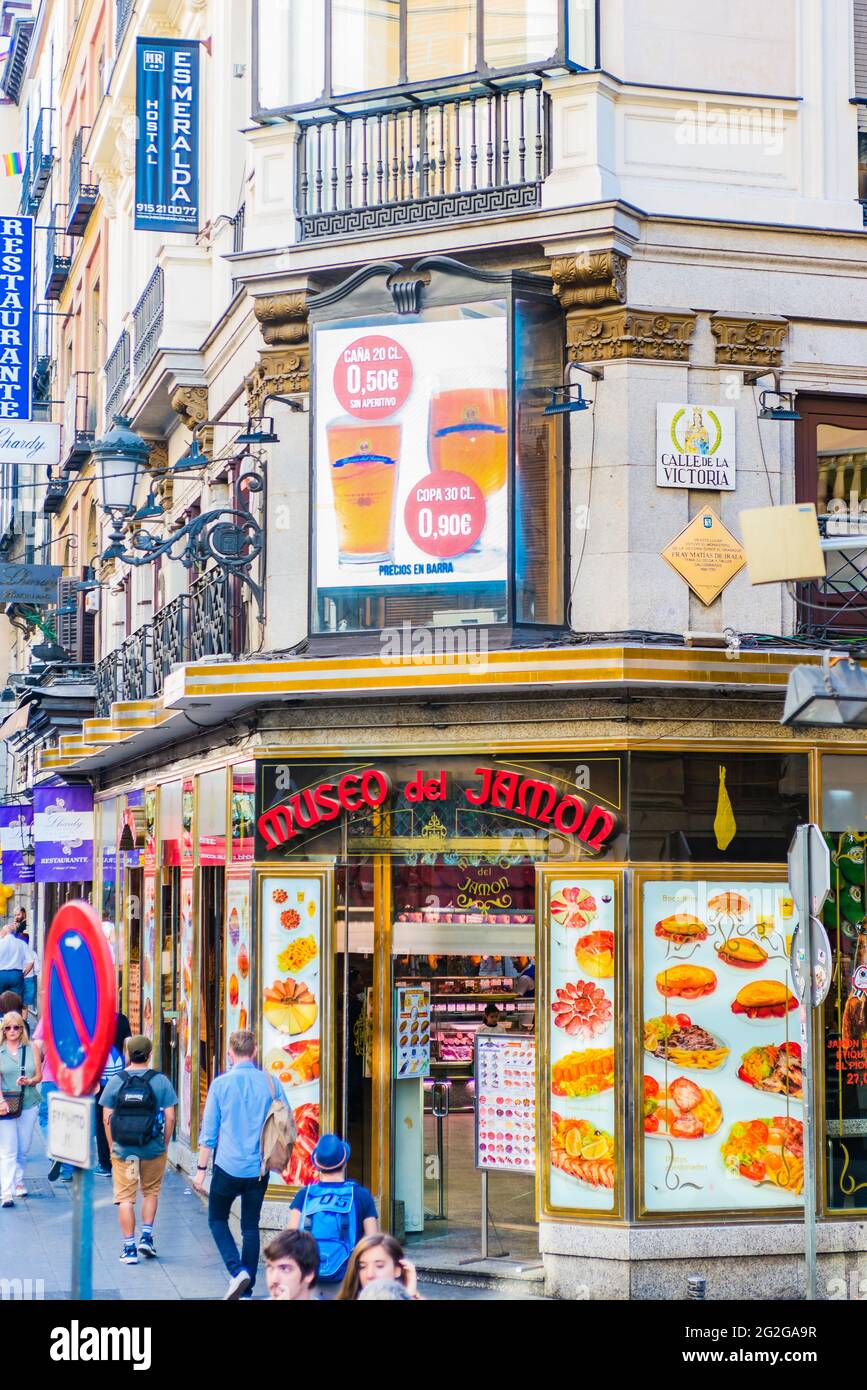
[662,506,746,605]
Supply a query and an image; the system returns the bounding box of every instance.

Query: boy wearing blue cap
[287,1133,378,1284]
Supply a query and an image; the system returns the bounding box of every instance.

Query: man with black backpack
[99,1035,177,1266]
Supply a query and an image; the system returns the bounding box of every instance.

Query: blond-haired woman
[0,1011,41,1206]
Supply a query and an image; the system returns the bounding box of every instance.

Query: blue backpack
[300,1181,356,1282]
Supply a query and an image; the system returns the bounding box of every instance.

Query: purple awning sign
[0,802,33,884]
[34,784,94,883]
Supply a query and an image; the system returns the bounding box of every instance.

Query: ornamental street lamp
[91,415,266,618]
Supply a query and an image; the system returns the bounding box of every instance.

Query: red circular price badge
[333,335,412,421]
[404,471,487,558]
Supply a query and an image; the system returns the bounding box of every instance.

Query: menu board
[547,876,617,1213]
[394,985,431,1078]
[128,961,141,1036]
[142,873,156,1042]
[261,874,324,1190]
[475,1033,536,1173]
[641,877,803,1214]
[224,872,252,1064]
[177,871,195,1140]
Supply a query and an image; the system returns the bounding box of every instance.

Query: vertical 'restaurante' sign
[0,216,33,419]
[135,37,200,233]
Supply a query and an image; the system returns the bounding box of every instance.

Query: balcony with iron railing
[103,328,130,426]
[43,476,68,516]
[27,108,54,213]
[66,128,98,237]
[115,0,135,54]
[95,571,236,716]
[295,79,549,240]
[62,372,97,474]
[45,216,72,300]
[132,266,164,380]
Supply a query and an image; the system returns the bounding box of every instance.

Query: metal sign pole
[481,1169,488,1259]
[798,831,818,1303]
[70,1166,93,1301]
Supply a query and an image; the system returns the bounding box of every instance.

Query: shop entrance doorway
[161,866,181,1096]
[200,866,225,1122]
[390,855,537,1258]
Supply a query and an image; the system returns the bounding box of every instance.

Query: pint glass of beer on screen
[428,367,508,498]
[327,417,401,564]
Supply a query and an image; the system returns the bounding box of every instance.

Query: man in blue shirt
[194,1029,276,1300]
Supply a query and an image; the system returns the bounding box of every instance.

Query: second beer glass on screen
[327,416,401,564]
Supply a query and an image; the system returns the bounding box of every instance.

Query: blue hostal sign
[0,216,33,419]
[135,37,200,233]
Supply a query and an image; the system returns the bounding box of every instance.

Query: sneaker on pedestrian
[1,1199,14,1208]
[47,1160,62,1182]
[223,1270,252,1300]
[138,1232,157,1258]
[60,1172,73,1184]
[120,1243,139,1265]
[14,1185,26,1197]
[96,1165,112,1176]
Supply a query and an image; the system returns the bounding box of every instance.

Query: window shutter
[856,0,867,128]
[57,576,79,659]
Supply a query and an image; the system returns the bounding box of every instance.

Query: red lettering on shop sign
[257,770,393,849]
[463,766,617,851]
[405,769,447,803]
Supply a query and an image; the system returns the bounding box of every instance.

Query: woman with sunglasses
[0,1011,41,1206]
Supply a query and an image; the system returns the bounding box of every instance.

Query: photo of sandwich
[731,980,797,1020]
[654,914,708,945]
[708,890,751,918]
[715,937,768,971]
[656,964,717,1000]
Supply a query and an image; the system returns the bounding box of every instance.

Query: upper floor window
[254,0,596,115]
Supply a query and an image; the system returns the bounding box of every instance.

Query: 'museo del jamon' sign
[257,765,617,853]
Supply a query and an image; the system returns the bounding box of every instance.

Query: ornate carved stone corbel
[146,442,172,511]
[566,306,697,363]
[709,314,788,368]
[171,385,212,458]
[551,250,628,311]
[245,291,310,418]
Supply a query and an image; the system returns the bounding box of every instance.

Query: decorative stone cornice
[709,314,788,368]
[246,292,311,416]
[566,306,697,363]
[171,385,212,458]
[551,251,628,310]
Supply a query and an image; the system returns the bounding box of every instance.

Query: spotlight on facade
[781,653,867,726]
[543,383,592,415]
[758,390,800,422]
[30,640,67,663]
[173,436,209,472]
[135,490,164,521]
[236,417,279,445]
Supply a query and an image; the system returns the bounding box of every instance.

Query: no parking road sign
[42,901,116,1097]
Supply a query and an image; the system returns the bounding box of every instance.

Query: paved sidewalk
[0,1129,513,1300]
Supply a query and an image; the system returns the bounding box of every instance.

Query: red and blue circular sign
[42,902,116,1097]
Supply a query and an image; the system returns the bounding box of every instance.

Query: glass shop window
[821,755,867,1212]
[628,752,809,863]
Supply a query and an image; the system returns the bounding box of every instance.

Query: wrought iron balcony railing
[45,217,72,300]
[28,108,54,212]
[66,128,98,236]
[62,371,97,473]
[115,0,135,54]
[295,80,549,241]
[133,266,164,380]
[103,329,130,426]
[97,572,236,715]
[43,476,68,515]
[796,515,867,642]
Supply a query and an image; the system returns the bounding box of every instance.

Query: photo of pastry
[573,930,614,979]
[715,937,769,971]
